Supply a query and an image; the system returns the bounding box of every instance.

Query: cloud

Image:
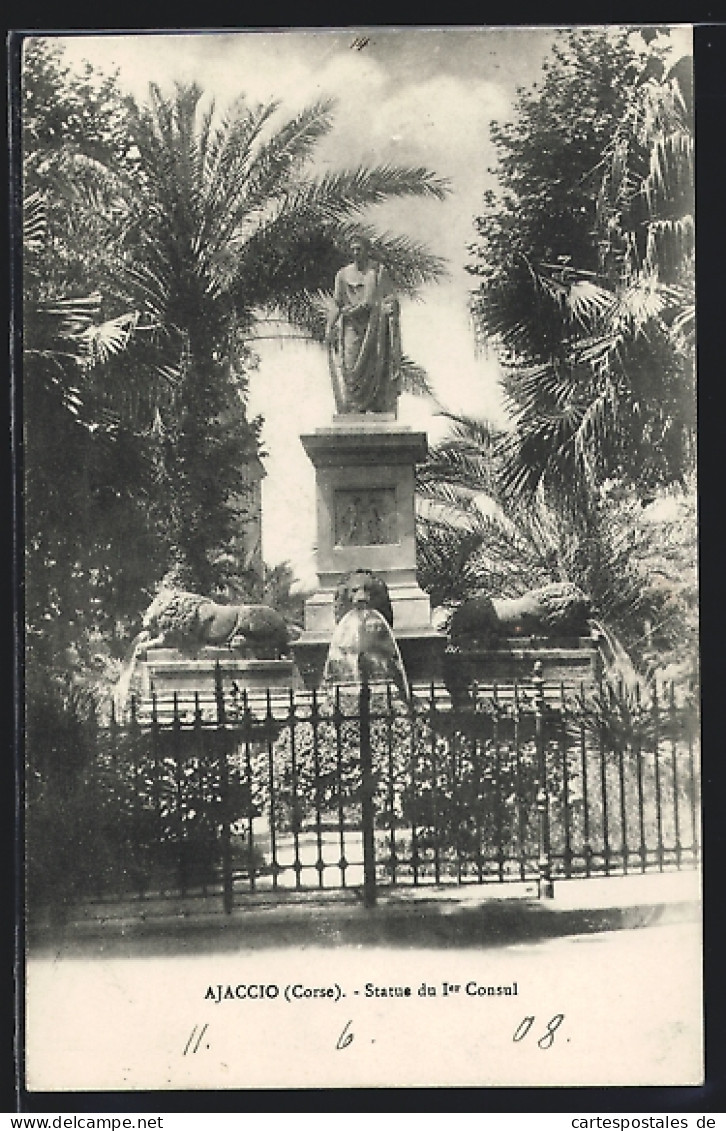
[298,60,512,302]
[308,61,510,196]
[366,73,509,167]
[58,34,508,206]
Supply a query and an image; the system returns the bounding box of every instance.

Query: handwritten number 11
[183,1024,209,1055]
[513,1014,565,1049]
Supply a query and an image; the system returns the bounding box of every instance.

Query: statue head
[349,232,372,267]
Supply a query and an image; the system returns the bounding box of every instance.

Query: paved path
[28,868,700,958]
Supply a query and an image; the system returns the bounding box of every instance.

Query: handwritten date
[513,1014,565,1049]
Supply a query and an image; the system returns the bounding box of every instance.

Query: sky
[51,26,691,589]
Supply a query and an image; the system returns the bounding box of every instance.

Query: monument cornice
[300,421,428,467]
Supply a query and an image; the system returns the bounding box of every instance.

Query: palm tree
[415,411,666,666]
[116,82,449,589]
[123,82,448,373]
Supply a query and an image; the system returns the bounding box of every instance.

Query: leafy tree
[23,39,131,162]
[469,27,694,506]
[22,39,139,310]
[469,29,654,357]
[21,44,168,703]
[419,27,698,685]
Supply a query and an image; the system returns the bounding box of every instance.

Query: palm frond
[417,503,559,606]
[417,480,494,527]
[338,225,448,291]
[642,129,693,212]
[418,440,497,496]
[571,375,619,483]
[297,163,450,214]
[23,192,47,255]
[398,355,434,398]
[613,274,666,329]
[202,96,279,191]
[82,311,140,368]
[235,220,446,324]
[243,97,336,189]
[645,215,694,276]
[669,302,695,342]
[198,101,280,249]
[120,259,173,323]
[565,278,617,328]
[200,98,337,261]
[25,292,103,356]
[437,410,504,449]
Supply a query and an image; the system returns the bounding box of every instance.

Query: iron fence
[27,666,701,917]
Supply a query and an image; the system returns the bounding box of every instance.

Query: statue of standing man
[326,235,402,415]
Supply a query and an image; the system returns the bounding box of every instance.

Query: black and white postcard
[17,25,701,1094]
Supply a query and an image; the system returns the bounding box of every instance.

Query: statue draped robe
[328,261,402,414]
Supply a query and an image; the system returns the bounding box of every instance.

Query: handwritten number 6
[513,1014,564,1049]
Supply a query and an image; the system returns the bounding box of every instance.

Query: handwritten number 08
[513,1013,564,1049]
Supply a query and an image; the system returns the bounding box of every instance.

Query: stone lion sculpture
[113,587,298,718]
[140,587,294,658]
[334,568,394,626]
[448,582,592,650]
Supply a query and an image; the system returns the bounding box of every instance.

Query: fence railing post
[534,661,554,899]
[359,673,377,908]
[214,662,234,916]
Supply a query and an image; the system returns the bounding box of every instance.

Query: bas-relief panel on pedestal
[333,487,398,547]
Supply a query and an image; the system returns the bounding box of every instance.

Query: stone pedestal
[135,647,296,718]
[443,636,603,701]
[293,415,446,687]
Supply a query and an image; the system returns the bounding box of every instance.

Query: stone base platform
[132,637,601,707]
[300,419,432,637]
[443,636,603,700]
[137,647,296,706]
